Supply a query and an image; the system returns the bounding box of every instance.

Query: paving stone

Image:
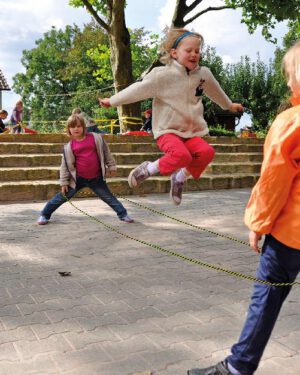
[14,334,73,360]
[31,319,83,340]
[0,189,299,374]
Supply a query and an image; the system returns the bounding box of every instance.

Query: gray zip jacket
[60,133,117,188]
[110,60,233,139]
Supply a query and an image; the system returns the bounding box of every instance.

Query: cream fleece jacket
[60,133,117,189]
[110,60,233,139]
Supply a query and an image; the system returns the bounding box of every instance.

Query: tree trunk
[109,1,141,132]
[172,0,189,27]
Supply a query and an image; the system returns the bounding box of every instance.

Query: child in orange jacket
[187,42,300,375]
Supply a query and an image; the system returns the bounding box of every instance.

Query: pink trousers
[156,133,215,179]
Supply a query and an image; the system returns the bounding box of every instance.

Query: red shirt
[71,133,100,179]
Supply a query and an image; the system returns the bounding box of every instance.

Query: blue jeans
[227,235,300,374]
[41,176,127,220]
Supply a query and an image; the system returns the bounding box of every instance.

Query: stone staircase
[0,133,264,202]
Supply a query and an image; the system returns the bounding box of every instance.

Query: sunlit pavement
[0,188,299,375]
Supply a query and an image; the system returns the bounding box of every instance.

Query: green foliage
[130,28,160,79]
[13,24,103,122]
[270,21,300,107]
[200,46,285,130]
[224,0,300,41]
[12,23,158,124]
[173,0,300,42]
[208,125,236,137]
[69,0,109,17]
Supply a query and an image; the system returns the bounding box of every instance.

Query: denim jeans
[227,235,300,374]
[41,176,127,220]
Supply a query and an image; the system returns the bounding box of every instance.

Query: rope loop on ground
[64,193,300,287]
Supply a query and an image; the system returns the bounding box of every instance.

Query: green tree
[12,23,159,128]
[200,49,281,130]
[64,21,109,114]
[69,0,141,131]
[271,21,300,113]
[88,27,160,117]
[13,25,83,124]
[172,0,300,41]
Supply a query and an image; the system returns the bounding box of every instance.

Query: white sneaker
[37,215,49,225]
[120,214,134,223]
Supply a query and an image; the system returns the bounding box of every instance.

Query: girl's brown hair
[66,113,86,136]
[159,28,204,65]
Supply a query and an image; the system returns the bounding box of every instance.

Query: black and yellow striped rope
[118,195,249,247]
[65,194,300,287]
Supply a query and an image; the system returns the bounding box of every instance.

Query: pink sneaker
[128,161,150,188]
[170,172,184,205]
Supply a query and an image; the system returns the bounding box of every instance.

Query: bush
[208,125,236,137]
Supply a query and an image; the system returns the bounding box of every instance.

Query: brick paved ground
[0,189,299,375]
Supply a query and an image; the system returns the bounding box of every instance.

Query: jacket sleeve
[201,67,232,110]
[109,69,157,107]
[244,115,300,233]
[59,148,71,186]
[102,138,117,172]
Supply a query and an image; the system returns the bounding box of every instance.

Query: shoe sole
[169,177,182,206]
[128,169,137,188]
[169,190,181,205]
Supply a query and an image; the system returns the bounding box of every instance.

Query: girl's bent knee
[175,150,193,166]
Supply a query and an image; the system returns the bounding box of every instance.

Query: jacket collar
[290,95,300,106]
[171,59,200,74]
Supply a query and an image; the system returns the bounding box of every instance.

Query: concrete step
[0,162,262,182]
[0,167,60,181]
[0,134,264,201]
[0,142,159,154]
[0,141,263,154]
[0,134,154,143]
[0,173,260,202]
[0,133,265,144]
[0,154,62,167]
[0,152,263,168]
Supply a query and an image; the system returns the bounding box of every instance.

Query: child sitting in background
[0,109,8,133]
[140,109,152,133]
[10,100,23,133]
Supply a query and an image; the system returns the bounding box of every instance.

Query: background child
[99,28,243,205]
[0,109,8,133]
[187,41,300,375]
[10,100,23,133]
[71,107,100,133]
[140,108,152,133]
[37,113,133,225]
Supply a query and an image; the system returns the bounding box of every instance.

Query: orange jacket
[244,104,300,249]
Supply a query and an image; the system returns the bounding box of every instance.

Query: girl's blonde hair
[66,113,86,136]
[282,41,300,86]
[159,28,204,65]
